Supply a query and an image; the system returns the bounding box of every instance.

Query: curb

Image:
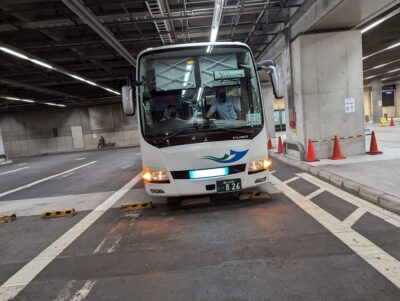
[269,152,400,215]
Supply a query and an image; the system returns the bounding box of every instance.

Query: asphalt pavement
[0,148,399,300]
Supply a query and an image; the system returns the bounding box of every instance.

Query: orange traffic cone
[277,136,283,154]
[329,135,346,160]
[267,138,273,150]
[305,139,319,162]
[366,131,382,155]
[390,117,395,126]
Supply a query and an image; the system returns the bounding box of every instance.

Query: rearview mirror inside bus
[257,60,284,99]
[122,85,136,115]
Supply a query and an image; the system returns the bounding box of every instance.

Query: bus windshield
[138,44,264,148]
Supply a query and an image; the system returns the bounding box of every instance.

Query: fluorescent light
[206,45,213,53]
[69,74,86,82]
[364,75,376,80]
[0,44,119,96]
[189,167,229,179]
[0,47,28,60]
[85,80,97,86]
[2,96,35,103]
[388,68,400,73]
[104,88,121,95]
[361,19,385,34]
[363,41,400,60]
[29,59,53,70]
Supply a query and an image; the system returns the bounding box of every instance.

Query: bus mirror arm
[257,60,284,99]
[122,85,136,116]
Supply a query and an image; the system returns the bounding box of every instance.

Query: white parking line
[0,161,97,198]
[271,174,400,289]
[283,176,299,184]
[342,208,368,227]
[70,280,96,301]
[305,188,325,199]
[297,173,400,228]
[75,158,86,161]
[0,172,142,301]
[0,167,29,176]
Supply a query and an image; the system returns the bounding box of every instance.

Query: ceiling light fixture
[1,96,66,107]
[0,45,120,96]
[361,8,400,34]
[363,41,400,60]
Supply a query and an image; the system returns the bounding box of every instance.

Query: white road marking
[271,174,400,289]
[283,176,299,184]
[54,280,76,301]
[75,157,86,161]
[297,173,400,228]
[107,235,122,253]
[0,167,29,176]
[70,280,96,301]
[269,170,276,174]
[0,172,142,301]
[93,238,107,254]
[58,172,75,179]
[342,208,368,227]
[305,188,325,199]
[0,161,97,199]
[15,163,28,166]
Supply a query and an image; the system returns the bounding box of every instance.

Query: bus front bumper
[144,170,270,197]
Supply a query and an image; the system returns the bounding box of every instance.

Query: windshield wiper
[217,126,256,135]
[152,128,191,144]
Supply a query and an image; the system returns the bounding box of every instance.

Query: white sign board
[344,98,355,113]
[378,100,382,107]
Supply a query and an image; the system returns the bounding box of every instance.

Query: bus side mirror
[257,60,284,99]
[122,85,136,115]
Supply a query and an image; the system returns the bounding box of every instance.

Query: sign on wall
[344,98,355,113]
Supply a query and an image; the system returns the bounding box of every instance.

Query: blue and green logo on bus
[203,149,248,164]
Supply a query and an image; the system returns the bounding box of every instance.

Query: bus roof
[137,42,251,60]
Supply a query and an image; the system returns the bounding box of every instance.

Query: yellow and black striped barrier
[120,202,153,211]
[311,133,370,143]
[41,209,77,218]
[0,214,17,223]
[239,191,270,201]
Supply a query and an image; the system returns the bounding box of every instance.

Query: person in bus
[161,104,181,121]
[206,86,241,120]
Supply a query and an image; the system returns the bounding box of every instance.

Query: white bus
[122,42,283,197]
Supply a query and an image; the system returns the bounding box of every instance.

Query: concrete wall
[395,84,400,117]
[261,83,276,138]
[289,30,365,159]
[364,88,372,121]
[0,104,140,156]
[0,126,5,158]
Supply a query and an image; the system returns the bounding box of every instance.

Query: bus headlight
[248,159,271,174]
[142,170,170,183]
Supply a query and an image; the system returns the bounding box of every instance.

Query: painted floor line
[305,188,325,200]
[297,173,400,228]
[70,280,96,301]
[0,161,97,199]
[283,176,299,184]
[0,172,142,301]
[271,174,400,289]
[342,208,368,227]
[0,167,29,176]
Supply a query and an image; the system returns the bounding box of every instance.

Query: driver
[206,86,241,120]
[161,104,181,121]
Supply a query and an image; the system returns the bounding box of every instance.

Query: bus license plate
[216,179,241,193]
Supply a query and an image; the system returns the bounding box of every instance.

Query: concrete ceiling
[0,0,303,111]
[362,5,400,86]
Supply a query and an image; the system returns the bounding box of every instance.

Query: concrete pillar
[261,83,276,138]
[284,30,365,159]
[371,79,382,123]
[395,84,400,118]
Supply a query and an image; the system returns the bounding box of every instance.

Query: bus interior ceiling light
[0,46,119,96]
